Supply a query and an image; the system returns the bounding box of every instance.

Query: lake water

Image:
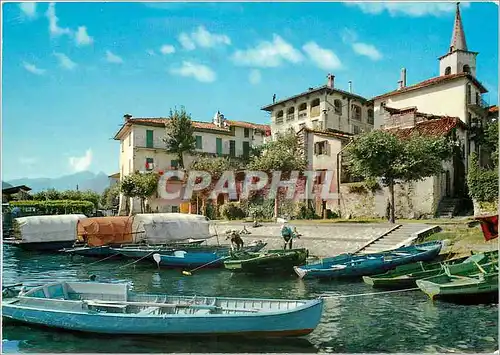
[2,245,498,353]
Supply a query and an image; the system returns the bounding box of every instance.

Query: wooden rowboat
[363,250,498,289]
[2,281,324,337]
[224,248,309,274]
[294,241,443,280]
[416,261,498,303]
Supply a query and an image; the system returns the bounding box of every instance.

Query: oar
[182,255,231,276]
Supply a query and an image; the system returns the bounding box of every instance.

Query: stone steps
[355,224,431,254]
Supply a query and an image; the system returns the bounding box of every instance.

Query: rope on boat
[118,251,156,269]
[84,253,122,267]
[319,287,420,299]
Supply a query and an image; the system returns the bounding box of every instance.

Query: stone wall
[338,178,439,219]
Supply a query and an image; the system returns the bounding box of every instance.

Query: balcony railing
[275,117,284,124]
[286,113,295,121]
[298,111,307,119]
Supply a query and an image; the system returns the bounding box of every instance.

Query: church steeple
[439,2,478,77]
[449,2,467,52]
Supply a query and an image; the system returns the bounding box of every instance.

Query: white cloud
[46,3,72,37]
[341,29,383,61]
[177,26,231,51]
[178,32,196,50]
[249,69,261,85]
[232,34,303,68]
[344,2,470,17]
[190,26,231,48]
[69,149,92,172]
[302,42,342,70]
[22,62,46,75]
[19,2,37,19]
[105,50,123,64]
[352,43,383,61]
[170,61,216,83]
[160,44,176,55]
[54,52,77,70]
[75,26,93,46]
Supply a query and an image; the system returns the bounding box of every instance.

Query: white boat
[2,281,324,337]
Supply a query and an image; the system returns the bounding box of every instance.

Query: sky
[2,1,498,181]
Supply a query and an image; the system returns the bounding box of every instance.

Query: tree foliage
[346,130,455,222]
[32,189,100,209]
[163,107,197,169]
[101,184,120,210]
[10,200,94,216]
[120,172,159,214]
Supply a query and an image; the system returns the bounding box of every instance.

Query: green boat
[224,248,309,274]
[363,250,498,290]
[416,260,498,303]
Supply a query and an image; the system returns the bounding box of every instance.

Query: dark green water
[2,245,498,353]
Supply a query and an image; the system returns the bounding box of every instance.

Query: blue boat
[294,241,443,280]
[2,281,324,337]
[154,250,230,268]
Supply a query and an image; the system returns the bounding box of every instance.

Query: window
[298,103,307,119]
[229,140,236,157]
[475,92,481,105]
[276,110,284,124]
[466,85,472,104]
[334,99,342,115]
[463,65,471,74]
[171,206,179,213]
[445,66,451,75]
[229,126,235,135]
[351,104,361,120]
[146,130,154,148]
[171,160,179,169]
[145,158,154,171]
[310,98,320,117]
[367,109,374,125]
[244,128,250,138]
[216,138,223,156]
[243,141,250,158]
[314,141,330,156]
[353,125,361,134]
[195,135,202,149]
[286,107,295,121]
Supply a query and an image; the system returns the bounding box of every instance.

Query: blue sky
[2,1,498,181]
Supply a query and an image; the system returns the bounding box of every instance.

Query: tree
[163,107,197,169]
[101,184,120,210]
[346,130,455,223]
[119,172,159,215]
[247,132,307,218]
[190,155,233,216]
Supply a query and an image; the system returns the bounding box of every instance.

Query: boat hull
[3,240,75,251]
[225,249,308,274]
[2,298,323,337]
[64,246,116,257]
[295,241,443,280]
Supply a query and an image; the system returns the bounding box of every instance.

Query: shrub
[467,153,498,202]
[220,202,246,220]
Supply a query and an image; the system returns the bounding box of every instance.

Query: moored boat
[294,241,443,280]
[416,261,499,303]
[363,250,498,289]
[2,281,324,337]
[224,248,309,274]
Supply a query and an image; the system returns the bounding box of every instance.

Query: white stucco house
[113,112,270,215]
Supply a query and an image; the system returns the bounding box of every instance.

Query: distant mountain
[2,181,13,190]
[6,171,111,194]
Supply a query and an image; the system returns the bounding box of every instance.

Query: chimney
[348,81,352,94]
[327,73,335,89]
[124,114,132,122]
[399,68,407,89]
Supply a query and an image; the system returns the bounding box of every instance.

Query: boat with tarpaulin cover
[224,248,309,274]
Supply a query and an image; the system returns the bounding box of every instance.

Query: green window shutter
[196,136,202,149]
[243,141,250,158]
[244,128,250,138]
[216,138,222,157]
[229,140,236,157]
[146,130,154,148]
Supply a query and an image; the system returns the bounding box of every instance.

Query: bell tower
[439,2,478,77]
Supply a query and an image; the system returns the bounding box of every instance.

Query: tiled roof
[113,117,270,139]
[261,85,369,111]
[488,105,498,113]
[372,73,488,101]
[386,117,466,138]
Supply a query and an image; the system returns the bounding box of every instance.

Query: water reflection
[2,245,498,353]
